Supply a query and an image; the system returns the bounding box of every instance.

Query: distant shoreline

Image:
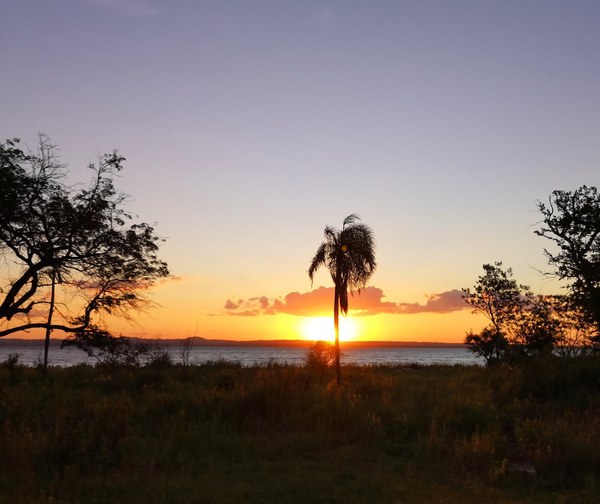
[0,337,466,349]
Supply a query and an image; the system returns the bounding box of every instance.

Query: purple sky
[2,0,599,340]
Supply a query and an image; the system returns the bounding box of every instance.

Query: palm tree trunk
[333,275,342,385]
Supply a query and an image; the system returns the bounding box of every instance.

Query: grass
[1,357,600,503]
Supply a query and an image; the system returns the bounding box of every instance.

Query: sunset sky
[2,0,599,342]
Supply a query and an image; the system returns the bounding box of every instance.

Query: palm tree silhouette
[308,214,376,384]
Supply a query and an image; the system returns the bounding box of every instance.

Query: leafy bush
[62,327,161,367]
[305,340,335,370]
[1,353,21,369]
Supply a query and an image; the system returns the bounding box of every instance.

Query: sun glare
[300,316,359,342]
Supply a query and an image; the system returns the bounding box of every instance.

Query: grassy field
[1,356,600,503]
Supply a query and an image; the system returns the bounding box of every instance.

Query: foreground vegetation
[1,358,600,503]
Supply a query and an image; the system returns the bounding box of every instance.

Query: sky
[1,0,600,342]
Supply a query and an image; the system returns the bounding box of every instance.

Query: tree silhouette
[462,262,524,364]
[462,262,526,336]
[308,214,376,384]
[536,186,600,339]
[0,136,168,370]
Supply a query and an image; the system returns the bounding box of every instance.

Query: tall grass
[1,358,599,502]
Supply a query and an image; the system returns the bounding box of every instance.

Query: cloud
[157,275,184,285]
[224,287,467,317]
[393,290,468,315]
[89,0,159,16]
[224,299,242,310]
[223,296,271,316]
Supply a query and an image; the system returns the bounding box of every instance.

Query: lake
[0,343,483,367]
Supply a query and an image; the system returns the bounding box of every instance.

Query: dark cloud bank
[224,287,467,317]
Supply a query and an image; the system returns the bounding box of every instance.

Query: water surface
[0,344,483,367]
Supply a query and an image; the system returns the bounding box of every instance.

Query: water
[0,344,483,367]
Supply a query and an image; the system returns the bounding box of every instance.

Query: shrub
[305,341,335,371]
[62,328,160,367]
[1,353,21,369]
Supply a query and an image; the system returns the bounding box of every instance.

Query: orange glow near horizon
[7,310,485,344]
[300,316,360,342]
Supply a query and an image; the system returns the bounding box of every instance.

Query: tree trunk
[333,280,341,385]
[333,258,342,385]
[43,270,56,376]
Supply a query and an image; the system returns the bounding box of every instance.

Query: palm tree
[308,214,376,384]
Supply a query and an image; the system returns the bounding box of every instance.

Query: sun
[300,316,359,342]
